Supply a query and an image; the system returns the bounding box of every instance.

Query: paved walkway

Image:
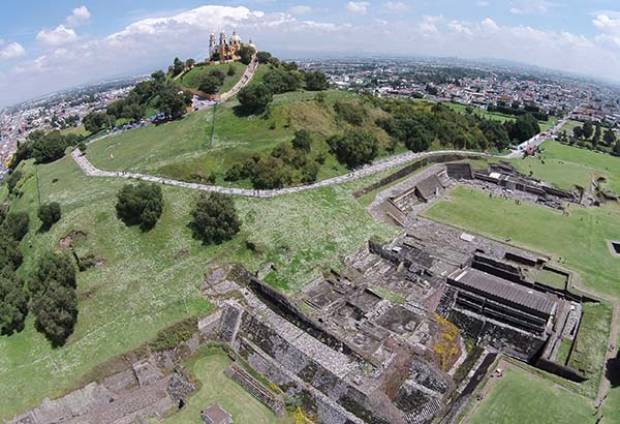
[72,149,488,198]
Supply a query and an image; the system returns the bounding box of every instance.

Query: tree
[404,124,434,152]
[83,111,112,133]
[32,280,77,347]
[151,70,166,84]
[614,140,620,157]
[6,170,22,194]
[237,45,256,65]
[304,71,329,91]
[0,271,28,335]
[190,193,241,245]
[507,113,540,143]
[227,64,236,76]
[156,85,190,119]
[38,202,61,230]
[30,251,78,346]
[115,183,164,231]
[199,75,222,95]
[256,51,272,63]
[31,131,67,163]
[604,128,616,146]
[292,129,312,152]
[328,129,378,169]
[3,212,29,241]
[573,126,584,139]
[172,57,185,76]
[582,121,594,139]
[237,83,273,114]
[186,58,196,69]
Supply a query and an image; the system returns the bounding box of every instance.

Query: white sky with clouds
[1,1,620,106]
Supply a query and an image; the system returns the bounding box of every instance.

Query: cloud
[67,6,91,26]
[36,25,78,46]
[384,1,409,12]
[509,0,557,15]
[593,13,620,47]
[346,2,370,14]
[3,3,620,107]
[0,41,26,60]
[289,5,312,15]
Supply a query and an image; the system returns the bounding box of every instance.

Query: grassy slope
[163,347,289,423]
[424,185,620,300]
[512,141,620,192]
[0,155,397,420]
[86,90,392,185]
[468,366,594,424]
[179,62,247,93]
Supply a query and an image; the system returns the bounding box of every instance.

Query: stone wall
[224,363,286,416]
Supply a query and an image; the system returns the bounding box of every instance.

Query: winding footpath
[72,148,487,198]
[72,89,568,198]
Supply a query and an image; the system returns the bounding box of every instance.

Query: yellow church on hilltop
[208,31,255,64]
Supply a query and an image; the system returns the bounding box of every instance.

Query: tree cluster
[0,206,28,336]
[190,193,241,245]
[558,120,620,156]
[84,71,192,132]
[225,130,322,189]
[30,252,78,347]
[488,101,549,121]
[115,182,164,231]
[199,69,227,95]
[12,130,86,168]
[328,129,379,169]
[236,56,329,115]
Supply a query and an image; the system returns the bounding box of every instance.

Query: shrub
[199,75,222,95]
[38,202,62,230]
[238,83,273,114]
[190,193,241,245]
[115,182,164,231]
[149,317,198,352]
[292,130,312,152]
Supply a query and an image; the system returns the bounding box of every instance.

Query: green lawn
[467,365,595,424]
[162,347,288,423]
[567,302,613,397]
[445,102,515,124]
[179,62,247,93]
[85,90,387,185]
[512,141,620,192]
[0,154,397,420]
[424,185,620,299]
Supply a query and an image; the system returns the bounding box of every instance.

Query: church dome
[230,31,241,43]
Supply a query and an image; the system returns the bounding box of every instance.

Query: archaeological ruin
[10,157,607,423]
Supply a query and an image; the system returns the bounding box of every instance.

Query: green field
[85,90,391,185]
[425,185,620,299]
[162,347,288,423]
[0,154,397,420]
[512,140,620,193]
[567,302,613,396]
[179,62,247,94]
[467,365,595,424]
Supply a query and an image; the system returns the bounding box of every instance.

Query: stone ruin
[9,358,196,424]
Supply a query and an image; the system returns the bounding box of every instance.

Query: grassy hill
[86,90,396,185]
[0,150,397,420]
[179,61,247,94]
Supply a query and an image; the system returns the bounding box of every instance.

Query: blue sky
[1,1,620,106]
